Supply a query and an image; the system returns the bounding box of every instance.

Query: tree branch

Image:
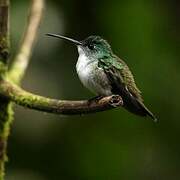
[0,80,123,115]
[0,0,9,67]
[8,0,44,84]
[0,0,11,179]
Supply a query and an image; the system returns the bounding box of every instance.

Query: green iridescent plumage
[98,55,142,101]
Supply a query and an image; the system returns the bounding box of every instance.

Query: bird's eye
[88,44,95,50]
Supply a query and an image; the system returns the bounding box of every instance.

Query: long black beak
[46,33,82,45]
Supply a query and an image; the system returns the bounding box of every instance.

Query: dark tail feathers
[123,95,157,122]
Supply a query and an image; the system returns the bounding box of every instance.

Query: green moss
[0,62,7,79]
[15,90,50,109]
[0,97,13,179]
[0,33,11,180]
[0,37,9,64]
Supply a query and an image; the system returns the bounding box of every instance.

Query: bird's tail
[123,95,157,122]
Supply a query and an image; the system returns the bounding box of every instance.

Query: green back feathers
[98,55,143,102]
[116,56,143,102]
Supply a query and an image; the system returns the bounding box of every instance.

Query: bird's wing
[98,56,157,121]
[98,56,143,102]
[116,56,143,102]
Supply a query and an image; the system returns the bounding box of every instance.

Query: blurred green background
[6,0,180,179]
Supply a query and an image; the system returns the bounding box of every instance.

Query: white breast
[76,54,90,76]
[76,53,94,90]
[76,47,112,96]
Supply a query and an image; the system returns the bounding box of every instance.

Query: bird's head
[46,34,113,59]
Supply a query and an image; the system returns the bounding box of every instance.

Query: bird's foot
[109,95,123,107]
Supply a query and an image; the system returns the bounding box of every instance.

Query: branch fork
[1,0,123,115]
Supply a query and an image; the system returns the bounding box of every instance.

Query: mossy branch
[0,0,11,179]
[0,80,123,115]
[0,0,9,68]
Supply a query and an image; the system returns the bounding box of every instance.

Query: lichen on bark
[0,0,12,179]
[0,38,9,64]
[0,97,13,179]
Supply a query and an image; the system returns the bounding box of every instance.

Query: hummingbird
[46,33,157,122]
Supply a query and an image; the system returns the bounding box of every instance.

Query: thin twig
[8,0,44,84]
[0,80,123,115]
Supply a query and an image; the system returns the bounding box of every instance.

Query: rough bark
[0,0,11,179]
